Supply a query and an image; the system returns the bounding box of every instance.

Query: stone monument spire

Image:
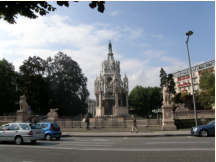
[108,40,112,53]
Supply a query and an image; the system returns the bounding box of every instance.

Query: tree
[159,68,167,89]
[0,1,105,24]
[48,52,89,116]
[171,92,204,110]
[0,59,19,115]
[159,68,175,95]
[198,70,215,109]
[129,86,162,117]
[17,56,49,115]
[167,73,176,95]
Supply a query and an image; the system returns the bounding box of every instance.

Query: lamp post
[186,31,198,127]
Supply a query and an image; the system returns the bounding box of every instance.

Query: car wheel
[45,134,52,141]
[56,137,60,140]
[199,129,208,137]
[15,136,23,145]
[31,140,37,144]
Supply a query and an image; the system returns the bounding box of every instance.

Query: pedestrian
[85,116,90,130]
[131,115,138,133]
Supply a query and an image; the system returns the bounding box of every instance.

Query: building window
[188,86,190,90]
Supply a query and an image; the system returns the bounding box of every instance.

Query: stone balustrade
[0,116,17,122]
[174,110,215,119]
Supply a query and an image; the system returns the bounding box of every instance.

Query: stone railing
[0,116,17,122]
[174,110,215,119]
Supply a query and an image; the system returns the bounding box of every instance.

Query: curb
[61,134,191,137]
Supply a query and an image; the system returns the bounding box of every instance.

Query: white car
[0,123,44,144]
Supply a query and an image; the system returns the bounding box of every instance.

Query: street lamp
[186,31,198,127]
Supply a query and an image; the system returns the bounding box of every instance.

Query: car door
[0,124,10,141]
[208,121,215,135]
[4,124,20,141]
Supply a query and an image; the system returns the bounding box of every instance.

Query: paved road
[0,136,214,162]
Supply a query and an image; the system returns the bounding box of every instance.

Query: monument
[161,86,177,130]
[47,108,59,120]
[94,41,129,116]
[16,95,28,122]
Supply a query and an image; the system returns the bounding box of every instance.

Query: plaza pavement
[61,129,192,137]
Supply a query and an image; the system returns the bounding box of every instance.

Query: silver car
[0,123,44,144]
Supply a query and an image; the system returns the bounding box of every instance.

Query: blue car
[191,120,215,137]
[37,122,61,140]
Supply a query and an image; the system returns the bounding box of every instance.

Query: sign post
[27,106,31,122]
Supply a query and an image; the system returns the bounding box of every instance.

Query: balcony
[182,90,187,92]
[178,83,190,87]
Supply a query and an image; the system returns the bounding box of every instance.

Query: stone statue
[47,108,59,120]
[108,40,112,52]
[19,95,28,111]
[163,86,170,105]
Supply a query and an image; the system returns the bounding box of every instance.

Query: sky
[0,1,215,99]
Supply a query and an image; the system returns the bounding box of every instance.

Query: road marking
[145,141,210,144]
[92,139,109,141]
[188,136,192,138]
[0,145,214,151]
[124,137,127,139]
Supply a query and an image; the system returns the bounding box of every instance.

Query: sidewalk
[61,129,191,137]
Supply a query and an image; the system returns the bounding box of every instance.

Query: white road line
[188,136,192,138]
[145,141,210,144]
[0,145,214,151]
[124,137,127,139]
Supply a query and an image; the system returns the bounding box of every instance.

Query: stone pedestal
[16,110,28,122]
[162,105,176,130]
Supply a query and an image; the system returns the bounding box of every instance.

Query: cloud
[143,50,166,59]
[110,10,125,16]
[0,14,183,99]
[150,34,164,39]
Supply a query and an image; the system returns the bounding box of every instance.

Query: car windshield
[29,124,41,129]
[207,120,215,125]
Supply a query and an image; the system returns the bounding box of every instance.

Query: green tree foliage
[159,68,167,89]
[159,68,175,95]
[0,1,105,24]
[167,73,176,95]
[129,86,162,117]
[0,59,19,115]
[198,70,215,109]
[17,56,49,115]
[47,52,89,116]
[171,92,204,110]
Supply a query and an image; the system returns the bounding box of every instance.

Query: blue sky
[0,1,215,99]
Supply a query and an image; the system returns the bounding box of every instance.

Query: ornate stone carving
[19,95,28,111]
[163,86,170,105]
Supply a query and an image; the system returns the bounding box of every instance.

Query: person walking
[132,115,138,133]
[85,116,90,130]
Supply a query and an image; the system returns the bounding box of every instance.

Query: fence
[174,110,215,119]
[55,116,83,128]
[94,116,127,128]
[55,115,162,128]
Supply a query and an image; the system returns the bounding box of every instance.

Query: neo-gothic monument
[94,41,129,116]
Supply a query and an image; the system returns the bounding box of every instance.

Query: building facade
[86,98,96,117]
[94,41,129,116]
[172,60,215,94]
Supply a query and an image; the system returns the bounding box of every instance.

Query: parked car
[37,122,61,140]
[191,120,215,137]
[0,123,43,144]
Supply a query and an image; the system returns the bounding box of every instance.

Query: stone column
[126,93,128,107]
[115,91,119,107]
[161,105,176,130]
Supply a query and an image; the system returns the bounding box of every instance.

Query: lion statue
[19,95,28,111]
[163,86,170,105]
